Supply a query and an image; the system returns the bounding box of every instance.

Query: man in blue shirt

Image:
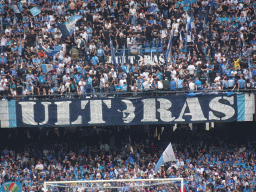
[176,77,184,90]
[32,56,41,66]
[156,69,162,80]
[225,66,232,78]
[122,82,127,92]
[74,73,82,83]
[170,79,176,90]
[195,77,202,91]
[96,46,104,62]
[222,78,229,90]
[237,75,246,90]
[38,72,46,84]
[115,83,123,92]
[91,55,99,66]
[86,25,93,42]
[228,78,235,89]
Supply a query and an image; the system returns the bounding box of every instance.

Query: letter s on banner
[209,96,235,120]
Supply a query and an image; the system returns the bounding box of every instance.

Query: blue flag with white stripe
[155,142,176,173]
[40,45,62,57]
[57,21,76,39]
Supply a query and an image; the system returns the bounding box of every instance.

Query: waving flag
[30,7,41,17]
[68,15,82,23]
[12,5,21,13]
[110,37,116,65]
[166,33,173,64]
[41,64,54,73]
[122,46,125,66]
[155,142,176,173]
[57,20,76,39]
[40,45,62,57]
[147,5,159,14]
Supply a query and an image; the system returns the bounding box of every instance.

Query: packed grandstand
[0,123,255,192]
[0,0,256,99]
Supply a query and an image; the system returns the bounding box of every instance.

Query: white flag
[154,142,176,173]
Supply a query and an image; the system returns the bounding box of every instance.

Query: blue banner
[0,93,254,128]
[0,182,22,192]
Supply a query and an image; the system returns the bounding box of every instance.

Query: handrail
[1,89,255,101]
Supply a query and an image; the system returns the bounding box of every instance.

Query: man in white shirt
[0,81,6,92]
[157,80,163,90]
[187,63,196,76]
[142,69,149,79]
[5,26,12,35]
[62,74,70,83]
[78,78,86,86]
[80,30,88,42]
[0,34,7,53]
[64,55,71,64]
[119,76,127,86]
[214,73,221,85]
[189,80,195,92]
[35,160,44,171]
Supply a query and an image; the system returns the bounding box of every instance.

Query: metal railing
[1,89,255,101]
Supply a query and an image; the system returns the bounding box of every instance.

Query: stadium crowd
[0,0,255,99]
[0,125,256,192]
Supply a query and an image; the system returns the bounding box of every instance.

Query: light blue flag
[41,64,53,73]
[30,7,41,17]
[68,15,82,23]
[0,182,22,192]
[12,5,21,13]
[155,142,176,173]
